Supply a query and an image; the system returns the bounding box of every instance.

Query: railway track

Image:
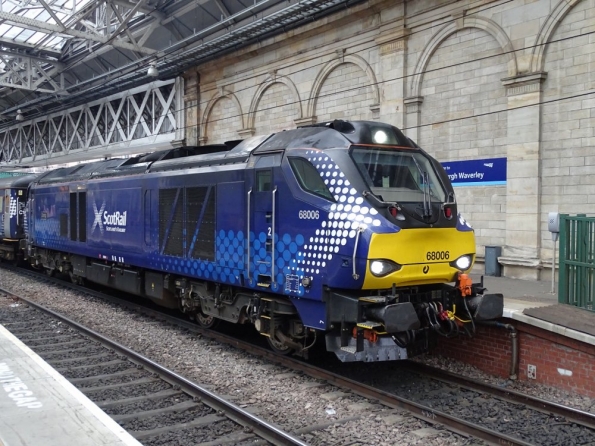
[0,289,307,446]
[3,265,595,445]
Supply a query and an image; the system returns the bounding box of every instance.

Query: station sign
[441,157,507,186]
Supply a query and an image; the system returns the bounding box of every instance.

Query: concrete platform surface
[0,324,141,446]
[471,274,595,347]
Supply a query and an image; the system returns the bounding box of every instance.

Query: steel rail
[0,284,308,446]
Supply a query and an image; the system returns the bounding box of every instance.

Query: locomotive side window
[256,170,272,192]
[288,157,334,201]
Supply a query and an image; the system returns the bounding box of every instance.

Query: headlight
[370,259,402,277]
[450,255,472,271]
[373,130,388,144]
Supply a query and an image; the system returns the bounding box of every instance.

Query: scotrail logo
[91,200,127,234]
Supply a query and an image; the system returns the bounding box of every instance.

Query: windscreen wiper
[410,156,432,218]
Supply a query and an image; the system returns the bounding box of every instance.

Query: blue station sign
[441,157,507,186]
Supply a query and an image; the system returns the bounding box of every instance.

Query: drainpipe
[480,321,518,380]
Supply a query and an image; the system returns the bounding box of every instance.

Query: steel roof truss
[129,90,152,140]
[37,119,50,155]
[104,0,148,49]
[6,129,17,162]
[22,124,34,160]
[49,114,66,154]
[108,3,142,54]
[153,85,175,136]
[0,10,154,54]
[66,109,85,151]
[37,0,67,29]
[0,53,65,93]
[106,98,127,144]
[86,103,106,149]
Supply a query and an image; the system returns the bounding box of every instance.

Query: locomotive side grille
[69,193,77,241]
[60,213,68,237]
[159,188,184,257]
[188,186,215,261]
[78,192,86,242]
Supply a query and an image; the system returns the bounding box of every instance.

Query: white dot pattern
[291,150,385,280]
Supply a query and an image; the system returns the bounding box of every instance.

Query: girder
[0,10,155,54]
[0,0,365,138]
[0,51,65,93]
[0,78,182,166]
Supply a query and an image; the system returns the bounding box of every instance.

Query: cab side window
[288,157,334,201]
[256,170,272,192]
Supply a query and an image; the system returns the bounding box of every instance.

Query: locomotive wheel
[195,309,219,329]
[69,273,85,286]
[45,268,55,277]
[266,336,294,355]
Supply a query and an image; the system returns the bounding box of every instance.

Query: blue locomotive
[23,120,503,362]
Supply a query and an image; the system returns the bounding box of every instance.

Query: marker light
[370,259,402,277]
[451,255,472,271]
[389,206,406,221]
[373,130,388,144]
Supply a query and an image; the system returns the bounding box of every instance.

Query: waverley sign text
[441,157,507,186]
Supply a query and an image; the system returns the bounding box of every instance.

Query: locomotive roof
[33,121,416,183]
[0,173,40,188]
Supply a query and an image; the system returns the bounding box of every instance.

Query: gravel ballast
[1,269,593,445]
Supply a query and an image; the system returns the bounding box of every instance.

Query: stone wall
[184,0,595,280]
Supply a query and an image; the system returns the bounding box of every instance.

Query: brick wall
[438,322,595,398]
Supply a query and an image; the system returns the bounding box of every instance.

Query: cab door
[248,154,282,289]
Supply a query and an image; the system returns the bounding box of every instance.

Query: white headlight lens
[455,255,471,270]
[370,259,401,277]
[370,261,386,275]
[373,130,388,144]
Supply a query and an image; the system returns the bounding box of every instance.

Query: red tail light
[444,207,452,219]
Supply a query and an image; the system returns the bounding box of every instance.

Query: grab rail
[352,225,364,280]
[246,188,252,282]
[271,186,277,284]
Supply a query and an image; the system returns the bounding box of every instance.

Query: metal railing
[558,214,595,311]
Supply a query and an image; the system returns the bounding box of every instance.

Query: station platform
[0,324,142,446]
[471,274,595,348]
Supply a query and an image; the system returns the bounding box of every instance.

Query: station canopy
[0,0,360,128]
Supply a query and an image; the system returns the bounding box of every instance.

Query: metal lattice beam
[0,10,155,54]
[0,78,182,166]
[0,52,66,93]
